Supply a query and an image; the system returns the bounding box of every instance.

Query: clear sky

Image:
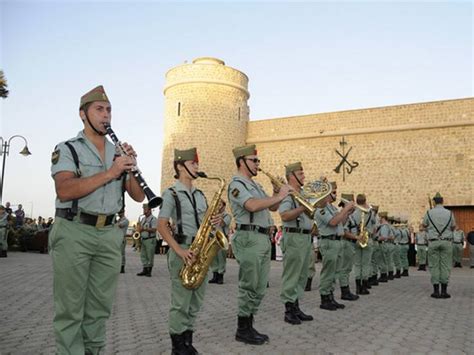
[0,0,472,221]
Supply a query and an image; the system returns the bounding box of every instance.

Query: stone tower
[161,57,250,195]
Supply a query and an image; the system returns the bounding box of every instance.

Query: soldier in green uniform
[385,216,396,280]
[336,194,359,300]
[117,209,129,273]
[352,194,376,295]
[157,147,223,354]
[49,85,145,355]
[0,205,8,257]
[136,203,157,277]
[376,212,391,282]
[305,229,318,291]
[399,221,410,276]
[228,144,290,345]
[314,181,355,310]
[368,206,381,286]
[208,201,232,284]
[278,162,314,324]
[452,226,465,268]
[422,192,456,298]
[391,218,402,278]
[416,224,428,271]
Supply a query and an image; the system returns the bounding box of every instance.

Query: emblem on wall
[334,137,359,181]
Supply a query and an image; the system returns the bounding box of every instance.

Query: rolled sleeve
[228,181,253,208]
[278,195,293,214]
[51,142,77,177]
[158,189,175,220]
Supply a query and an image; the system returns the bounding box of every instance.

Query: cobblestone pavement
[1,249,473,355]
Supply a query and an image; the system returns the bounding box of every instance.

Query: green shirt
[344,214,358,235]
[0,213,8,228]
[221,212,232,236]
[278,191,313,230]
[314,203,344,237]
[422,205,456,240]
[378,223,391,241]
[453,230,465,243]
[51,130,124,215]
[117,216,130,236]
[352,208,376,236]
[139,214,157,239]
[158,181,208,244]
[416,231,428,245]
[228,175,272,227]
[399,228,409,244]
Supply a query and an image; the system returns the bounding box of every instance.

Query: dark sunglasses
[245,158,260,163]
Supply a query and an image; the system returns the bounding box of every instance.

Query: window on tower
[177,102,181,117]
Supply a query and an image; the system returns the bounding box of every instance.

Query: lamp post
[0,135,32,204]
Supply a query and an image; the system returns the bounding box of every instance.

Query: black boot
[378,273,388,283]
[284,302,302,325]
[294,300,313,321]
[431,284,440,299]
[417,265,423,271]
[304,277,312,291]
[0,250,6,258]
[341,286,359,301]
[170,333,189,355]
[330,292,345,309]
[137,267,148,276]
[208,272,218,284]
[183,330,198,354]
[360,280,370,295]
[120,265,125,274]
[364,278,372,290]
[388,271,394,280]
[355,279,362,295]
[395,269,401,278]
[146,266,153,277]
[217,273,224,285]
[371,275,379,286]
[320,294,337,311]
[441,284,451,299]
[235,316,265,345]
[421,265,427,271]
[401,269,409,277]
[249,314,269,342]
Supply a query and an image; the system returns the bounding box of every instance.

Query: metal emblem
[334,137,359,181]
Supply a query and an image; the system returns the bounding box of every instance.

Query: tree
[0,70,9,99]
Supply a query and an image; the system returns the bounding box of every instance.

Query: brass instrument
[342,198,370,248]
[428,194,433,209]
[179,172,229,289]
[393,223,408,227]
[258,168,331,217]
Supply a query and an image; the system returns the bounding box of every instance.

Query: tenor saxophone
[179,172,229,289]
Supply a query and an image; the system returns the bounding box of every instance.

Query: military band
[136,203,157,277]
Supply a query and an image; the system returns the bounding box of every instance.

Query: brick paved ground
[1,249,473,355]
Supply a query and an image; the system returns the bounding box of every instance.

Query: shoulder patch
[319,209,326,215]
[51,148,60,165]
[231,188,240,197]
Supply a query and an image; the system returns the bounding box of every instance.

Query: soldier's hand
[277,184,292,199]
[109,155,134,178]
[211,213,223,226]
[344,201,356,213]
[178,248,196,266]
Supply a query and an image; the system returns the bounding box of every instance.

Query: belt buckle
[96,214,107,228]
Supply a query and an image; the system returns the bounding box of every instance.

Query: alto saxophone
[179,172,229,289]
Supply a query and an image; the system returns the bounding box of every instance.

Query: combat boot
[341,286,359,301]
[137,267,148,276]
[401,269,409,277]
[371,275,379,286]
[217,273,224,284]
[170,333,189,355]
[355,279,362,294]
[440,284,451,299]
[388,271,394,280]
[330,292,345,309]
[208,272,218,284]
[395,269,401,278]
[249,314,269,342]
[360,280,370,295]
[183,330,198,355]
[0,250,6,258]
[378,273,388,283]
[304,277,312,291]
[431,284,440,299]
[235,316,265,345]
[284,302,302,325]
[417,265,423,271]
[320,294,337,311]
[365,278,372,289]
[146,267,153,277]
[294,300,313,321]
[120,265,125,274]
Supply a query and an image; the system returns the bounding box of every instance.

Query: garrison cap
[80,85,110,110]
[372,205,379,212]
[330,181,337,189]
[379,211,388,219]
[142,203,149,209]
[174,148,198,162]
[388,215,394,222]
[433,192,443,199]
[232,144,257,158]
[341,193,354,202]
[0,205,4,210]
[285,162,303,175]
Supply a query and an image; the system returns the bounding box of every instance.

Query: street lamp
[0,135,32,204]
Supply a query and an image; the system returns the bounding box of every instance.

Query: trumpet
[103,123,162,208]
[341,198,370,248]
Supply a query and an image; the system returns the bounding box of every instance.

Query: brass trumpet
[341,198,370,248]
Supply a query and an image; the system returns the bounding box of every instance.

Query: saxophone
[179,172,229,289]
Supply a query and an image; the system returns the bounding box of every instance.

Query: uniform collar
[174,180,197,194]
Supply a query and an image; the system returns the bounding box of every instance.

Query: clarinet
[103,123,162,209]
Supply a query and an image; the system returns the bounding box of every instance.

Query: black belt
[284,227,311,235]
[237,224,270,235]
[399,242,409,245]
[142,236,156,240]
[56,208,115,228]
[320,235,341,240]
[429,238,452,242]
[453,242,463,244]
[416,244,427,246]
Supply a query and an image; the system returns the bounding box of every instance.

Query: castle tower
[161,57,250,195]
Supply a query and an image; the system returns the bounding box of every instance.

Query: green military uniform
[452,230,465,267]
[314,202,344,309]
[376,213,391,282]
[159,179,208,336]
[423,193,456,298]
[368,210,381,285]
[352,207,376,293]
[416,230,428,270]
[138,210,157,273]
[306,237,317,290]
[0,207,8,257]
[391,221,402,277]
[117,215,129,272]
[209,212,231,283]
[49,84,125,355]
[399,224,410,276]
